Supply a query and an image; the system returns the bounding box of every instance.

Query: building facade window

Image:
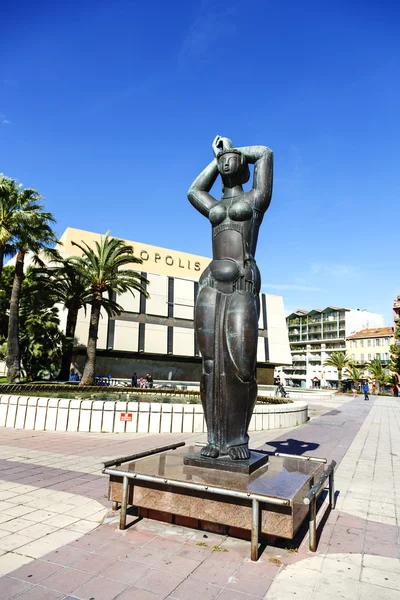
[361,353,364,362]
[375,353,381,360]
[368,339,371,346]
[376,339,380,346]
[368,353,371,360]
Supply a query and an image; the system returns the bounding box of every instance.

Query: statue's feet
[200,444,220,458]
[228,444,251,460]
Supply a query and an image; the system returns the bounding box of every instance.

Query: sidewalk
[0,395,398,599]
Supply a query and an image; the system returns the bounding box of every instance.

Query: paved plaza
[0,394,398,599]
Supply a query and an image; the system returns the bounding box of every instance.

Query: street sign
[120,413,133,422]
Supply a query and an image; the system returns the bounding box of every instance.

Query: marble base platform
[183,449,269,474]
[108,446,325,539]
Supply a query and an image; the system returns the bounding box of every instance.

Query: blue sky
[1,0,399,324]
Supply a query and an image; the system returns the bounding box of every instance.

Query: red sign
[120,413,133,422]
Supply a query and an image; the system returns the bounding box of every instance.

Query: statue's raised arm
[236,145,273,213]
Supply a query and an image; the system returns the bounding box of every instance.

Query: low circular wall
[0,395,308,434]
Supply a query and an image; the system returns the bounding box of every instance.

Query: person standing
[132,372,137,388]
[363,381,370,401]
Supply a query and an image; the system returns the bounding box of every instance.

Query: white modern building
[56,228,292,383]
[278,306,384,388]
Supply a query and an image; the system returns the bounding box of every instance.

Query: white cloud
[310,262,358,278]
[1,119,10,125]
[180,1,238,59]
[262,283,321,292]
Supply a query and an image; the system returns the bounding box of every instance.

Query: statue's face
[218,153,241,177]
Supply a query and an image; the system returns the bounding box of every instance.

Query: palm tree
[345,363,363,394]
[365,357,385,394]
[323,351,351,392]
[35,253,92,381]
[0,174,17,283]
[71,233,149,386]
[5,180,57,383]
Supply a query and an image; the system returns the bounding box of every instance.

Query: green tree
[5,180,57,383]
[1,267,64,380]
[18,270,64,380]
[365,357,386,394]
[71,233,148,386]
[323,351,351,393]
[36,253,92,381]
[345,363,363,392]
[0,266,14,342]
[390,321,400,391]
[0,175,43,283]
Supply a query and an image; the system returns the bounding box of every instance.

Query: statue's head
[217,149,250,187]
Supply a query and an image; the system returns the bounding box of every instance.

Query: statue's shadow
[261,438,320,456]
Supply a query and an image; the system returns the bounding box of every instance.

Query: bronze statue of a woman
[187,136,273,465]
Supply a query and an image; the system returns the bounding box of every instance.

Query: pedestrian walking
[363,381,369,401]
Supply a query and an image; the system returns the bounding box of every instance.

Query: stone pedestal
[108,446,324,539]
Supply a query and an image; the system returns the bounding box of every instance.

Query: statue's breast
[209,204,227,225]
[229,201,253,222]
[210,200,253,226]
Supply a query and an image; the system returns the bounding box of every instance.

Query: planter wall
[0,395,308,434]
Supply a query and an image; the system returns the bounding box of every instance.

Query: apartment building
[394,295,400,325]
[346,327,394,367]
[280,306,384,388]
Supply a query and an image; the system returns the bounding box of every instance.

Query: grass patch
[211,545,228,552]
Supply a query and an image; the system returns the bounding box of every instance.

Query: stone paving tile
[264,579,313,599]
[10,558,61,583]
[156,554,201,578]
[0,551,32,574]
[117,587,167,600]
[39,565,95,594]
[168,577,223,600]
[101,559,149,585]
[41,545,90,566]
[69,552,117,574]
[0,575,33,599]
[361,565,400,591]
[10,585,65,599]
[127,545,174,567]
[359,581,399,599]
[72,575,129,599]
[134,569,185,598]
[189,560,240,587]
